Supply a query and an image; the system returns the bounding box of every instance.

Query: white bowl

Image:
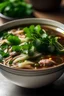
[0,18,64,88]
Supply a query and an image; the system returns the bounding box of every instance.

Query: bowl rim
[0,18,64,30]
[0,18,64,75]
[0,63,64,73]
[0,13,14,20]
[0,12,33,20]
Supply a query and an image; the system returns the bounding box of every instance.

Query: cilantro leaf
[7,35,21,45]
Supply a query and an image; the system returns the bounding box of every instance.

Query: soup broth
[0,25,64,70]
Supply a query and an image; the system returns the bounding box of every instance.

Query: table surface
[0,73,64,96]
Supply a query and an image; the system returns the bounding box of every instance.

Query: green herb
[0,49,9,58]
[1,43,9,50]
[12,45,22,52]
[7,35,21,45]
[28,46,35,56]
[24,27,32,39]
[0,0,33,18]
[24,25,43,39]
[3,32,11,39]
[24,25,64,54]
[35,25,42,34]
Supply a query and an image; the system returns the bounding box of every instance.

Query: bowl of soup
[0,18,64,88]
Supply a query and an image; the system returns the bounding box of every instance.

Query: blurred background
[0,0,64,24]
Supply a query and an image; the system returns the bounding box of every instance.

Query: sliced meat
[39,58,56,67]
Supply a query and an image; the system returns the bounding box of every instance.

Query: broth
[0,25,64,70]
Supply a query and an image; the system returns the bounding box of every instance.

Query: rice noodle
[17,60,34,68]
[0,39,9,45]
[13,54,29,63]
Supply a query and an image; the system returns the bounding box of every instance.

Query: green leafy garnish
[0,0,33,18]
[24,25,64,54]
[7,35,21,45]
[28,46,35,56]
[12,45,22,52]
[1,43,9,50]
[0,49,9,58]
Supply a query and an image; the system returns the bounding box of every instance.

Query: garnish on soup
[0,25,64,69]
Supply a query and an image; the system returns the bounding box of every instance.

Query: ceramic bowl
[0,13,34,23]
[0,13,13,23]
[0,18,64,88]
